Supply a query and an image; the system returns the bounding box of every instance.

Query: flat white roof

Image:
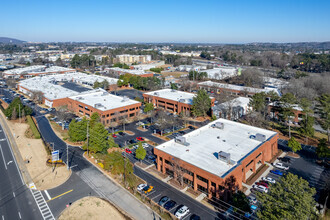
[18,72,118,101]
[156,118,277,178]
[198,81,280,96]
[108,67,148,75]
[3,65,46,75]
[69,88,140,111]
[144,89,197,105]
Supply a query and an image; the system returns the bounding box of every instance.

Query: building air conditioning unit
[121,96,129,102]
[171,89,176,92]
[175,136,190,146]
[153,92,159,96]
[255,133,266,142]
[179,99,186,103]
[218,151,235,164]
[212,122,224,129]
[94,103,103,108]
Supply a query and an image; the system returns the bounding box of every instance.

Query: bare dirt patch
[58,197,128,220]
[5,118,71,190]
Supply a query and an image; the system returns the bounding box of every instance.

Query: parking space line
[182,213,192,220]
[169,205,179,212]
[151,193,162,200]
[147,190,156,197]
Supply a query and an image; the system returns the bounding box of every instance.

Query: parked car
[164,200,176,210]
[112,134,117,138]
[270,169,283,176]
[256,181,269,188]
[143,185,153,194]
[125,148,132,154]
[129,139,137,144]
[248,195,257,204]
[261,177,276,184]
[273,162,289,170]
[175,205,190,219]
[158,196,170,207]
[253,184,268,193]
[147,155,156,162]
[136,122,144,126]
[118,132,125,136]
[142,143,149,148]
[188,126,195,130]
[136,137,144,141]
[278,157,291,163]
[137,183,147,191]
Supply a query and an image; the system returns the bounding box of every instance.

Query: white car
[253,184,268,193]
[175,205,190,219]
[137,183,147,191]
[262,176,276,184]
[142,143,149,148]
[273,162,289,170]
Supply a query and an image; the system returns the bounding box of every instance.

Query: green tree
[249,92,267,116]
[288,136,302,154]
[316,138,330,160]
[170,83,178,90]
[87,122,110,153]
[299,116,315,145]
[144,103,154,113]
[68,118,88,142]
[280,93,297,137]
[231,191,251,213]
[5,97,32,119]
[191,90,211,117]
[256,173,317,220]
[135,142,146,163]
[90,112,100,127]
[317,94,330,142]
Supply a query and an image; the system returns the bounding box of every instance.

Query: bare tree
[30,90,44,104]
[172,158,184,186]
[6,79,16,88]
[180,111,191,128]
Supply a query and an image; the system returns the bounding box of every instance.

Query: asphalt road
[0,123,43,220]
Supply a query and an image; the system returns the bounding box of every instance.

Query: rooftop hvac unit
[175,136,190,146]
[153,92,159,96]
[121,96,129,102]
[212,122,224,129]
[179,99,186,103]
[77,97,83,100]
[218,151,232,164]
[171,89,176,92]
[255,133,266,142]
[94,103,103,108]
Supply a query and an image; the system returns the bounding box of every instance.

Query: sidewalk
[82,153,161,220]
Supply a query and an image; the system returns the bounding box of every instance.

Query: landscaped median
[26,115,41,139]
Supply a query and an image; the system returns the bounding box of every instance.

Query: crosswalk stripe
[30,189,55,220]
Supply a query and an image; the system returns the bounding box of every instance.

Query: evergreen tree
[256,173,317,220]
[88,122,110,153]
[90,112,100,128]
[144,103,154,113]
[11,107,17,120]
[191,89,211,117]
[316,138,330,160]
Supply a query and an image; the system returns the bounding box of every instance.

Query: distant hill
[0,37,25,44]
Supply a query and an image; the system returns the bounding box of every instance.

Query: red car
[125,148,132,154]
[136,137,144,141]
[256,181,269,188]
[112,134,117,138]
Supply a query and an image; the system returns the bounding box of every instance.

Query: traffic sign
[52,150,59,162]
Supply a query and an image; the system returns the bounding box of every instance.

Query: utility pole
[19,104,21,123]
[66,143,69,170]
[87,120,89,156]
[124,150,126,186]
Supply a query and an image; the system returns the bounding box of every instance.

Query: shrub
[26,115,41,139]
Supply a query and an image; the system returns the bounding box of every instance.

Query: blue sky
[1,0,330,43]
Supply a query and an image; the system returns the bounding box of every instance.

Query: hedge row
[26,115,41,139]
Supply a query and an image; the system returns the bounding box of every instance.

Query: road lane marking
[0,144,7,170]
[2,215,4,220]
[44,190,51,200]
[47,189,73,202]
[7,161,12,165]
[13,192,15,197]
[30,189,55,220]
[18,212,21,219]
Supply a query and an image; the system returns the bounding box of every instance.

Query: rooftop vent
[171,89,176,92]
[179,99,186,103]
[153,92,159,96]
[77,97,83,100]
[212,122,224,129]
[175,136,190,146]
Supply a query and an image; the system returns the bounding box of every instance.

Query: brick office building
[65,89,141,126]
[143,89,215,114]
[268,102,304,123]
[198,81,281,97]
[154,119,278,198]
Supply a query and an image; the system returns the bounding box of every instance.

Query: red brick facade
[143,93,215,114]
[154,133,278,198]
